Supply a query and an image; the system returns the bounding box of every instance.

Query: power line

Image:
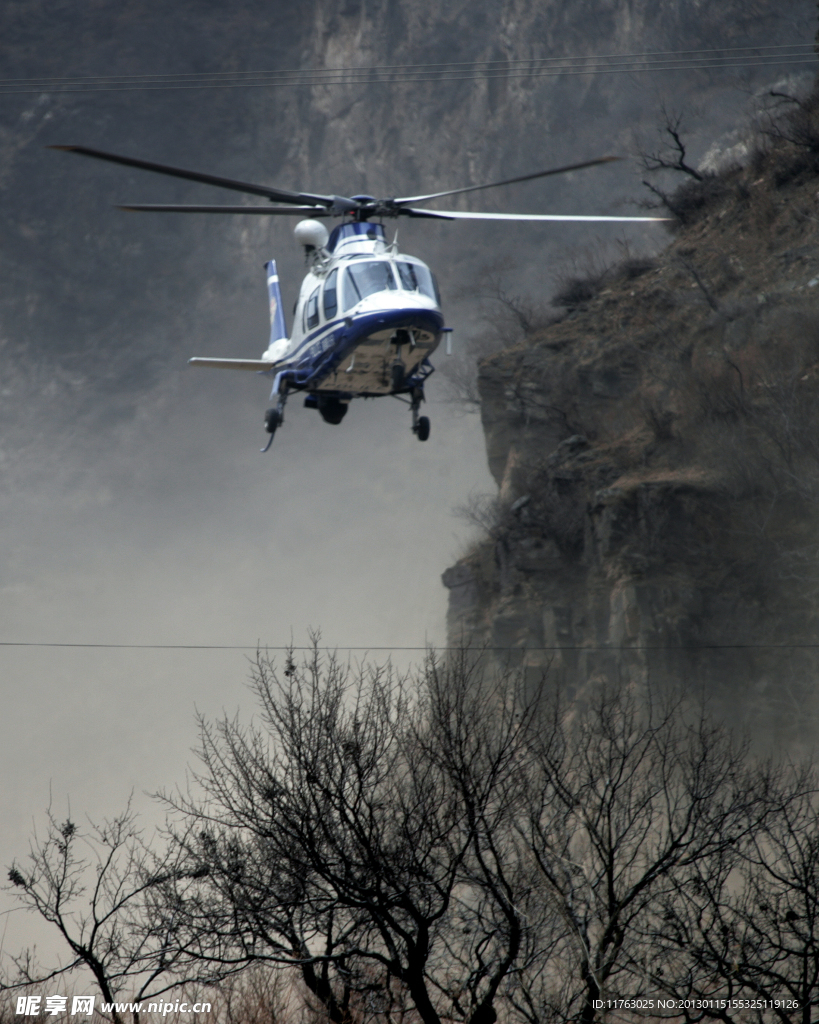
[0,44,810,84]
[0,45,813,96]
[0,60,812,96]
[3,641,819,652]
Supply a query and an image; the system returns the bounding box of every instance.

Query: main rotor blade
[393,156,621,206]
[402,208,670,222]
[400,208,456,220]
[117,204,331,215]
[50,145,338,207]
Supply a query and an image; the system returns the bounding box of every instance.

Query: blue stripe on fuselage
[280,306,444,384]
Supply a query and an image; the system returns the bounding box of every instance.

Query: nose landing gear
[391,328,416,395]
[391,362,406,392]
[410,387,430,442]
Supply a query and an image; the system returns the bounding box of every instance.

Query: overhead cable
[0,45,814,96]
[4,641,819,652]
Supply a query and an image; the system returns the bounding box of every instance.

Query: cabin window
[306,286,320,330]
[396,261,440,304]
[342,261,397,311]
[323,269,338,320]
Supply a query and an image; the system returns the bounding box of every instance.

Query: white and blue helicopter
[51,145,666,448]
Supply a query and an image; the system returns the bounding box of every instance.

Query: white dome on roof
[294,219,329,250]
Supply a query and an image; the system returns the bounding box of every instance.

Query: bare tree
[6,650,815,1024]
[635,106,733,226]
[650,768,819,1024]
[3,805,196,1024]
[155,647,541,1024]
[638,106,706,182]
[510,687,796,1024]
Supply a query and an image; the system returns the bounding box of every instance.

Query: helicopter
[51,145,667,448]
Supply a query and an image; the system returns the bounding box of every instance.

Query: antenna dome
[294,219,329,250]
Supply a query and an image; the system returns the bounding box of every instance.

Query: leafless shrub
[673,332,819,602]
[640,395,676,441]
[551,240,658,309]
[650,763,819,1018]
[638,106,707,182]
[757,85,819,184]
[456,455,586,558]
[210,967,298,1024]
[550,245,614,311]
[611,256,657,281]
[483,281,555,342]
[525,474,586,556]
[438,342,488,409]
[636,106,741,227]
[453,490,507,540]
[683,358,747,424]
[676,255,722,311]
[691,340,819,494]
[551,275,603,310]
[442,274,555,408]
[642,174,733,228]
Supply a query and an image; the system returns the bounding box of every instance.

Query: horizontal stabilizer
[188,357,275,371]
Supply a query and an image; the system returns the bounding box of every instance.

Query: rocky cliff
[444,86,819,740]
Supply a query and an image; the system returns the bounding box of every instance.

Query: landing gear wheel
[261,386,289,452]
[391,363,406,392]
[409,387,428,440]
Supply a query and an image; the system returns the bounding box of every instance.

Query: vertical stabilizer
[265,260,287,345]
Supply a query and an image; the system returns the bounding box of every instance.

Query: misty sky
[1,383,494,960]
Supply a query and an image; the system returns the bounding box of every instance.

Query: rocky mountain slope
[444,83,819,741]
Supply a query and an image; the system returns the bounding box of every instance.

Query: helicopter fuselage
[187,220,445,441]
[264,221,443,399]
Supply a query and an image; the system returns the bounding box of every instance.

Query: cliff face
[444,95,819,739]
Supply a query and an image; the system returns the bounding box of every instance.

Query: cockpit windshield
[342,261,397,311]
[396,261,440,304]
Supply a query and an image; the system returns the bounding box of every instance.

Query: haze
[1,0,813,966]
